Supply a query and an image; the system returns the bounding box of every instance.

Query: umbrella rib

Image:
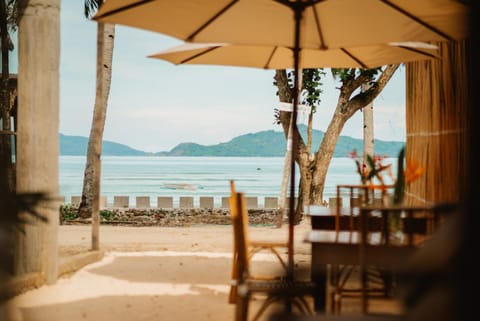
[180,46,221,64]
[264,47,279,69]
[186,0,238,42]
[311,3,328,50]
[381,0,457,42]
[340,48,368,69]
[397,46,439,60]
[94,0,154,20]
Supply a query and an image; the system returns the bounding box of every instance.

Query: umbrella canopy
[148,42,439,69]
[94,0,469,49]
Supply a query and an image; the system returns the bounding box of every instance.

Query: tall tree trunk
[274,70,311,224]
[79,22,115,252]
[362,83,374,167]
[310,111,348,204]
[78,22,115,231]
[274,70,293,227]
[0,0,12,191]
[307,111,313,152]
[15,0,60,284]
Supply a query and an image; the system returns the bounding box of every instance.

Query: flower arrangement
[349,147,426,243]
[348,148,392,188]
[349,146,425,206]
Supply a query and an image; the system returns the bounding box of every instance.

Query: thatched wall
[405,40,468,205]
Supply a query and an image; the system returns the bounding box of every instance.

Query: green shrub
[100,209,114,220]
[60,204,79,221]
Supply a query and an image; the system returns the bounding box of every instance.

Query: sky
[12,1,407,153]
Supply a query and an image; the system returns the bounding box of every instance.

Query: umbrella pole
[287,2,304,281]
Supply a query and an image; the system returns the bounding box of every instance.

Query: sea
[59,156,396,208]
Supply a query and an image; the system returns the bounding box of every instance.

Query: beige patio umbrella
[147,40,438,270]
[94,0,468,50]
[148,42,439,69]
[93,0,469,279]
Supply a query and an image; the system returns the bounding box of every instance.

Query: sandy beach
[4,222,314,321]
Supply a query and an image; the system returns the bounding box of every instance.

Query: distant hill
[60,127,404,157]
[154,126,404,157]
[59,133,148,156]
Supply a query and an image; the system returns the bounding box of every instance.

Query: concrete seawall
[64,195,299,210]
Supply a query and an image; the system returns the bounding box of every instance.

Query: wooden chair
[229,181,316,321]
[228,180,289,304]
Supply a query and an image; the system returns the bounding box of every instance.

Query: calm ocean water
[59,156,395,207]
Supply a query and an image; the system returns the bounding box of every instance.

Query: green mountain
[60,127,404,157]
[155,126,404,157]
[59,133,148,156]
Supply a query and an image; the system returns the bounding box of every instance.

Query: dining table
[302,203,453,313]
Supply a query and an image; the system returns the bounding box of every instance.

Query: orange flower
[404,158,426,184]
[367,183,390,193]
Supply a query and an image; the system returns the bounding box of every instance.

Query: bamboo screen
[405,40,468,205]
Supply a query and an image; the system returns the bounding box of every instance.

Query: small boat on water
[163,183,198,191]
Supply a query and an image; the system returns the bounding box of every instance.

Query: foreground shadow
[18,289,232,321]
[87,254,289,284]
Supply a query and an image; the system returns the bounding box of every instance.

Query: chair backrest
[229,180,251,303]
[231,193,250,275]
[334,184,394,243]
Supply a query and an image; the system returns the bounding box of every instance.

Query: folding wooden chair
[228,180,289,304]
[229,181,316,321]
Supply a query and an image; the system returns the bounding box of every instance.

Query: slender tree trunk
[274,70,294,227]
[0,0,12,190]
[78,22,115,231]
[274,70,312,224]
[307,111,313,152]
[311,111,348,204]
[15,0,60,284]
[362,83,374,166]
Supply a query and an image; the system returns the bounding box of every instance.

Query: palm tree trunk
[78,22,114,226]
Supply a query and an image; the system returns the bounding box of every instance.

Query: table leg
[311,243,327,312]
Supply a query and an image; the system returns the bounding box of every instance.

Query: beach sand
[4,222,315,321]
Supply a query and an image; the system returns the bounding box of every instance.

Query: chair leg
[229,252,239,304]
[251,295,278,321]
[291,296,314,315]
[236,294,250,321]
[250,294,313,321]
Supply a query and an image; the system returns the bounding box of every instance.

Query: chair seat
[245,279,317,297]
[250,240,289,248]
